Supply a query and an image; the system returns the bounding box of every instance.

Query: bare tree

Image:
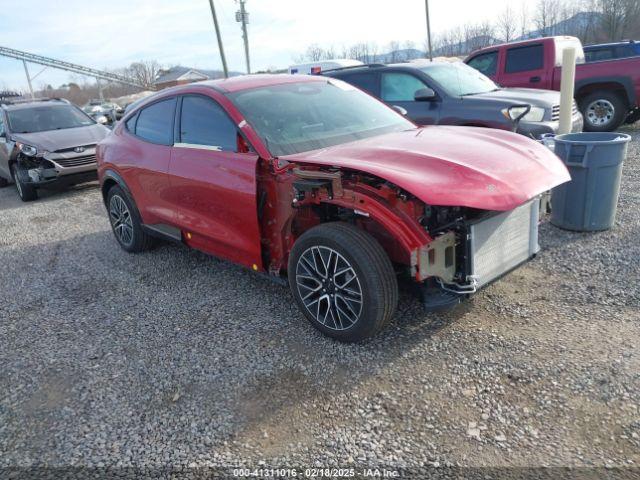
[599,0,640,41]
[125,60,161,88]
[498,5,517,42]
[386,41,401,63]
[534,0,561,36]
[520,2,531,38]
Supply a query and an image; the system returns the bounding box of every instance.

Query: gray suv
[0,98,110,201]
[321,61,583,138]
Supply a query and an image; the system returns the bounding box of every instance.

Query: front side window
[135,97,176,145]
[179,95,236,151]
[505,44,544,73]
[7,104,95,134]
[381,73,428,102]
[230,79,413,157]
[467,51,498,76]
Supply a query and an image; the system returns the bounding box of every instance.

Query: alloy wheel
[295,246,363,331]
[109,195,134,247]
[586,99,615,127]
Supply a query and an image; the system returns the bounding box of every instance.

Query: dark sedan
[321,61,583,138]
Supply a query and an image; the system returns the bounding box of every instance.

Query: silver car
[0,98,110,201]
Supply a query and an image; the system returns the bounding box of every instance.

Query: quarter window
[179,95,237,151]
[342,73,378,95]
[135,98,176,145]
[505,44,544,73]
[467,51,498,76]
[381,73,429,102]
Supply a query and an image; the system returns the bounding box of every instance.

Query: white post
[558,47,576,135]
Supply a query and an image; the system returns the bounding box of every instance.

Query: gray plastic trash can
[550,132,630,231]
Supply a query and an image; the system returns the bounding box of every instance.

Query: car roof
[199,73,326,93]
[1,98,69,111]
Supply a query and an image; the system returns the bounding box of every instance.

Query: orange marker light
[252,264,258,271]
[186,232,192,240]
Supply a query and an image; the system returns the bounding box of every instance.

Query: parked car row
[2,38,620,341]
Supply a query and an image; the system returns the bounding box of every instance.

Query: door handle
[530,76,541,83]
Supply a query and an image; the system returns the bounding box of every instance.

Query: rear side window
[134,97,176,145]
[614,45,635,58]
[467,51,498,76]
[381,73,428,102]
[505,44,544,73]
[179,95,237,151]
[342,73,378,95]
[0,114,5,136]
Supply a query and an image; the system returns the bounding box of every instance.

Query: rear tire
[580,91,626,132]
[11,164,38,202]
[288,222,398,342]
[106,185,155,252]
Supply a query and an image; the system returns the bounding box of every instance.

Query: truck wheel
[11,164,38,202]
[288,222,398,342]
[580,91,626,132]
[106,185,155,253]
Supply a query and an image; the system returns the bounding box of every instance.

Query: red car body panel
[283,126,570,212]
[98,75,569,280]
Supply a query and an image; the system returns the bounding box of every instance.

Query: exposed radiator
[469,200,540,288]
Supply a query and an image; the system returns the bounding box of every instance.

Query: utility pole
[208,0,229,78]
[236,0,251,74]
[22,60,35,98]
[425,0,433,61]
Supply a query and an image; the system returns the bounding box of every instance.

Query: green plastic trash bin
[551,132,630,231]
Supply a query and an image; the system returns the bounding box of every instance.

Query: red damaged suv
[97,74,569,342]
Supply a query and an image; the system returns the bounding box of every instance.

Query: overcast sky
[0,0,532,91]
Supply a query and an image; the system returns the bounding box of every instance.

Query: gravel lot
[1,127,639,477]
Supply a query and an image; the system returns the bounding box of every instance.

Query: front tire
[11,164,38,202]
[106,185,155,252]
[580,91,626,132]
[288,222,398,342]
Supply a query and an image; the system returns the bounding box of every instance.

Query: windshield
[421,62,498,96]
[229,79,414,156]
[7,104,95,134]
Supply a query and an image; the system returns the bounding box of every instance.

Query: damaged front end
[13,141,98,187]
[415,199,540,310]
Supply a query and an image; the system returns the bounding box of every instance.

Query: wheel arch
[575,78,634,108]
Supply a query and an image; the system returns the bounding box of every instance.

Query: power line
[0,45,151,89]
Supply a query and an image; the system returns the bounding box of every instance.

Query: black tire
[106,185,155,253]
[288,222,398,342]
[11,164,38,202]
[580,91,626,132]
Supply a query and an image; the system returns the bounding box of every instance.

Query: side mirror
[391,105,408,116]
[414,87,436,102]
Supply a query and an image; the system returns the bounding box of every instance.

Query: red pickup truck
[465,36,640,132]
